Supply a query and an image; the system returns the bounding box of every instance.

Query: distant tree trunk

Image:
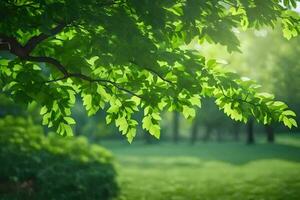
[203,126,211,142]
[233,122,240,141]
[0,108,4,118]
[216,130,223,142]
[144,130,152,144]
[246,118,255,144]
[265,125,275,143]
[190,118,199,145]
[74,125,81,136]
[173,112,179,143]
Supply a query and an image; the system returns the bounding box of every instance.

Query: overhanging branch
[45,72,143,99]
[69,73,143,98]
[24,23,66,54]
[21,54,142,98]
[0,22,66,58]
[129,60,175,85]
[26,56,69,76]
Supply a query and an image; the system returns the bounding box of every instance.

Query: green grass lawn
[101,135,300,200]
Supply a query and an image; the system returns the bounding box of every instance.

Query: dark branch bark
[0,23,68,76]
[0,22,66,58]
[0,43,9,51]
[0,9,141,99]
[1,36,141,99]
[24,23,66,54]
[0,35,27,57]
[26,56,69,76]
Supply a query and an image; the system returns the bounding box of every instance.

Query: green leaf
[182,105,195,119]
[115,116,128,134]
[83,94,92,110]
[127,128,137,143]
[289,118,298,128]
[257,92,274,99]
[58,123,73,136]
[64,117,76,125]
[86,56,99,66]
[189,95,201,107]
[283,110,296,117]
[131,96,141,105]
[283,116,293,129]
[40,106,48,115]
[149,124,160,139]
[207,59,217,68]
[107,105,120,114]
[106,115,112,124]
[158,100,168,110]
[142,115,152,130]
[64,124,74,136]
[151,112,161,121]
[97,85,110,100]
[42,112,51,125]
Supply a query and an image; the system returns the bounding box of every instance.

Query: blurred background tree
[184,26,300,144]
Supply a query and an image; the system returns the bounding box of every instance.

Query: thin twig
[129,60,175,85]
[45,73,143,99]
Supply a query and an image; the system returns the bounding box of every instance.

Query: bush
[0,116,118,200]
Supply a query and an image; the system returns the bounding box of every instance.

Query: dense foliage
[232,29,300,131]
[0,116,118,200]
[0,0,299,141]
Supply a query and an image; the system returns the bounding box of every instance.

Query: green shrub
[0,116,118,200]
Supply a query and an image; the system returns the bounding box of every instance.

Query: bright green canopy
[0,0,299,141]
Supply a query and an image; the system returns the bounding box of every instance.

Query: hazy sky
[295,2,300,12]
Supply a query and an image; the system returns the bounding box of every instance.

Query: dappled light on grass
[101,137,300,200]
[118,160,300,200]
[103,140,300,165]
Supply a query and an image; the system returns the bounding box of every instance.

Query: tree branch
[46,73,143,99]
[1,33,142,99]
[0,35,27,57]
[0,23,66,59]
[217,85,259,107]
[26,56,69,76]
[0,42,10,51]
[69,73,143,98]
[24,23,66,54]
[22,54,142,99]
[129,60,175,85]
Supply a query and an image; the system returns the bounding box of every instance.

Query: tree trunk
[233,122,240,141]
[265,125,275,143]
[0,109,4,118]
[144,130,152,144]
[246,118,255,144]
[216,130,223,142]
[173,112,179,143]
[203,126,211,142]
[190,117,199,145]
